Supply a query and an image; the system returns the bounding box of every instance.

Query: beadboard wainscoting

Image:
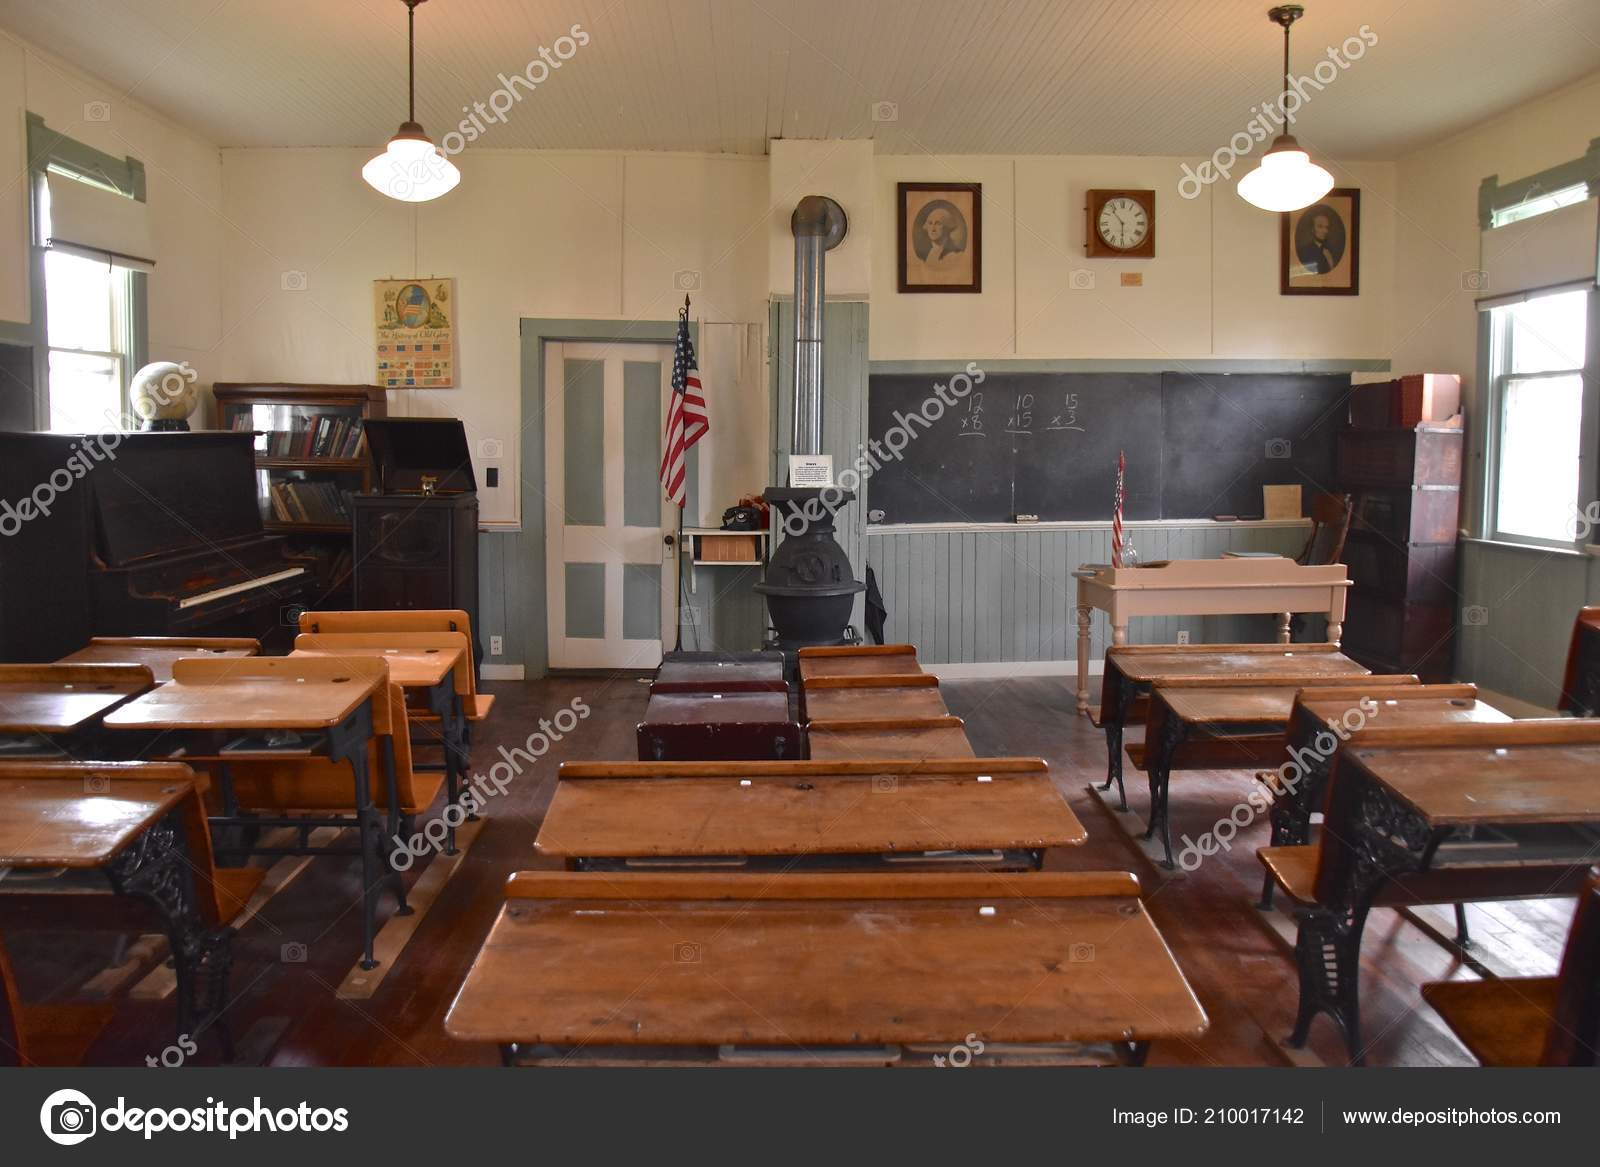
[865,520,1313,669]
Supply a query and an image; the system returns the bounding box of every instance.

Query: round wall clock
[1084,189,1156,258]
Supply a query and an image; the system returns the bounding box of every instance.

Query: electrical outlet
[1176,630,1190,645]
[490,636,503,656]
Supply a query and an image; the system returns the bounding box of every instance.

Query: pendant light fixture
[1237,5,1334,213]
[362,0,460,202]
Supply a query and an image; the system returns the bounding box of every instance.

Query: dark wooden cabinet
[352,493,481,672]
[1336,422,1463,681]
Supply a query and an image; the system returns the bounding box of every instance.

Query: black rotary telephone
[721,505,762,531]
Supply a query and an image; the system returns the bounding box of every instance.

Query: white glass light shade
[362,125,460,203]
[1237,136,1334,212]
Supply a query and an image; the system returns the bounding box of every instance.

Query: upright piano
[0,431,312,661]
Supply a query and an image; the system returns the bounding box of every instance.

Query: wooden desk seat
[798,643,921,680]
[1421,867,1600,1066]
[224,678,443,818]
[57,637,259,683]
[806,716,974,761]
[446,870,1207,1065]
[1559,605,1600,716]
[299,608,493,720]
[802,673,949,722]
[0,761,266,925]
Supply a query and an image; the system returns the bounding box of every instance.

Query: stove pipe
[756,195,865,651]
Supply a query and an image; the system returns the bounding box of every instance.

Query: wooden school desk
[798,643,922,680]
[0,663,156,757]
[1266,723,1600,1064]
[1137,674,1416,866]
[538,757,1081,871]
[806,716,975,761]
[290,631,471,850]
[1095,644,1367,805]
[101,657,401,969]
[802,674,949,722]
[0,766,234,1055]
[56,636,258,683]
[446,871,1207,1067]
[1074,558,1353,713]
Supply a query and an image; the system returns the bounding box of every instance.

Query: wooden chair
[1298,492,1353,567]
[1559,606,1600,716]
[1422,866,1600,1066]
[298,609,493,720]
[0,760,262,1064]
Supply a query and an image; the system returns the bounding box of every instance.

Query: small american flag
[1111,450,1126,568]
[659,304,709,507]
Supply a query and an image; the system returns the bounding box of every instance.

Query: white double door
[544,341,678,669]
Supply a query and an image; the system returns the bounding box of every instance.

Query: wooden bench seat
[1124,735,1281,772]
[1419,978,1559,1067]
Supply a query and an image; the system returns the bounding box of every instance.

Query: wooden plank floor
[4,674,1577,1067]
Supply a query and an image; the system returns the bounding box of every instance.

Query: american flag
[659,305,709,507]
[1111,450,1126,568]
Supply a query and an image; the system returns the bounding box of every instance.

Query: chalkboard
[865,371,1351,524]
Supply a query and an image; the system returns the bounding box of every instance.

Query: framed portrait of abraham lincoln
[898,182,982,293]
[1281,187,1360,296]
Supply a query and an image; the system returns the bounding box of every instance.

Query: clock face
[1097,196,1149,250]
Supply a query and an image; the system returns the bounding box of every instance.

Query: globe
[129,362,199,431]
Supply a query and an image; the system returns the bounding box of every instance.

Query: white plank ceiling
[1,0,1596,159]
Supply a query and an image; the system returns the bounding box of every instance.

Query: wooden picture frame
[897,182,982,293]
[1280,189,1360,296]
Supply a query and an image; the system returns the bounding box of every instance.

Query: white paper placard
[788,454,834,488]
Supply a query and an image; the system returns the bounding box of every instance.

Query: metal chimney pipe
[789,196,848,459]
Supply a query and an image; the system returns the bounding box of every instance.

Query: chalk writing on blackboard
[958,391,986,437]
[1004,391,1035,435]
[1046,392,1085,433]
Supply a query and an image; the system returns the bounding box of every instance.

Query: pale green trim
[1478,137,1600,230]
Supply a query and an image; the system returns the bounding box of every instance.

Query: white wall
[0,30,224,376]
[870,152,1396,361]
[1392,71,1600,526]
[216,147,771,526]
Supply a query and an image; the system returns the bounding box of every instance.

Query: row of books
[268,479,354,525]
[233,412,367,461]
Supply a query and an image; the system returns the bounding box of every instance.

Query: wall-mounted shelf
[684,527,768,567]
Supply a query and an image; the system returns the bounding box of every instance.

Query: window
[1489,181,1590,228]
[44,248,135,432]
[1486,287,1591,546]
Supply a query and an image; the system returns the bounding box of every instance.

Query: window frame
[24,113,149,432]
[1481,284,1599,550]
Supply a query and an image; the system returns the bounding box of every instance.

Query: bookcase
[212,382,388,606]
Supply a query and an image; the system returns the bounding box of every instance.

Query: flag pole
[673,295,689,652]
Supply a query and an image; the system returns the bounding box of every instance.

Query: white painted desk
[1073,558,1351,713]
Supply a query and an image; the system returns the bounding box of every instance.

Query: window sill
[1459,535,1590,559]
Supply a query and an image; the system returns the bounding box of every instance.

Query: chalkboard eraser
[1213,514,1239,522]
[1015,513,1039,524]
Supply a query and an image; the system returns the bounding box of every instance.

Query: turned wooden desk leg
[1276,613,1292,644]
[1111,623,1128,645]
[1075,600,1093,714]
[1326,618,1343,645]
